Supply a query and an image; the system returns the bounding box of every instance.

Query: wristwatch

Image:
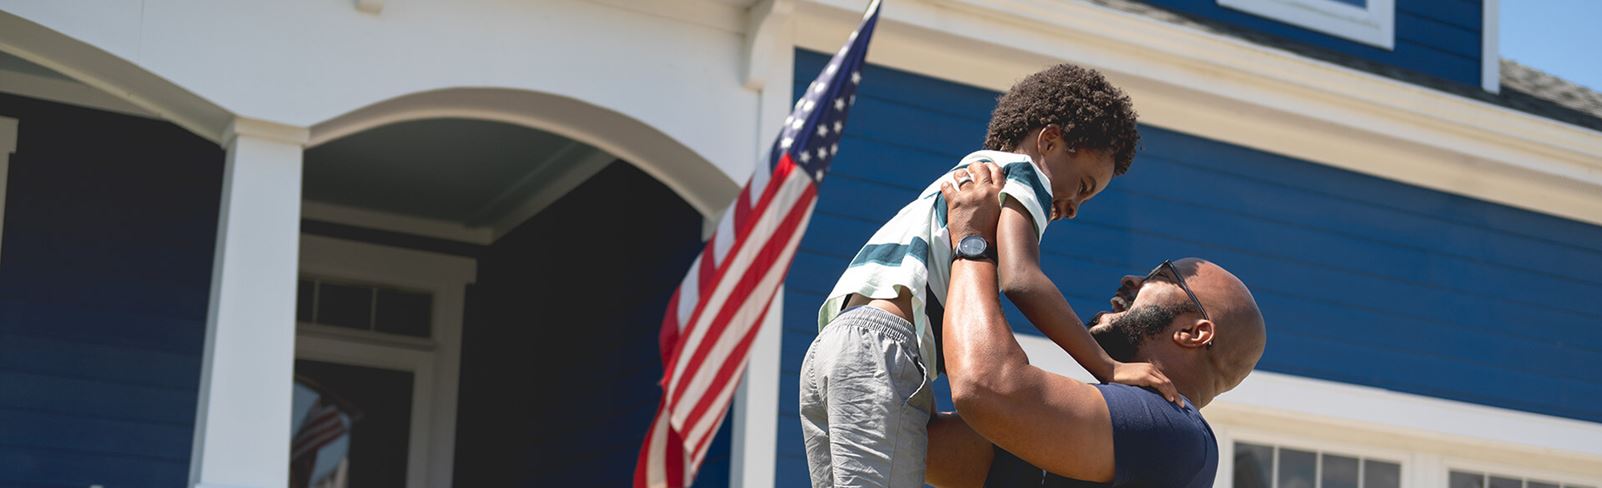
[954,234,997,262]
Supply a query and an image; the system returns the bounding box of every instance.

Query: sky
[1499,0,1602,91]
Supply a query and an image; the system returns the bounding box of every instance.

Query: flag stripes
[635,1,880,485]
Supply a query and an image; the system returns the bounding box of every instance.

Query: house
[0,0,1598,486]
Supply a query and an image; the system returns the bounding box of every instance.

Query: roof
[1082,0,1602,132]
[1500,59,1602,126]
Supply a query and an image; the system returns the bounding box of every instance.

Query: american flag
[634,2,882,487]
[290,397,348,488]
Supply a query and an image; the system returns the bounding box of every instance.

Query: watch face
[958,235,987,256]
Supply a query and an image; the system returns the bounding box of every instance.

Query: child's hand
[1110,361,1184,408]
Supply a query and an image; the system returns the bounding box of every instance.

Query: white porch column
[189,117,309,488]
[731,2,795,485]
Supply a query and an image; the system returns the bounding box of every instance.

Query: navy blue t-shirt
[983,383,1218,487]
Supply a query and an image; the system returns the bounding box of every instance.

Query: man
[925,161,1268,487]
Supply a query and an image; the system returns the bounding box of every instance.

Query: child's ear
[1036,124,1065,153]
[1040,124,1064,145]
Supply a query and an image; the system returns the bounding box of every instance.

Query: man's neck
[1145,355,1212,408]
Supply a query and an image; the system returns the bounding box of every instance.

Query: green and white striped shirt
[818,150,1054,381]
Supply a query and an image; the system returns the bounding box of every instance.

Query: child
[799,64,1173,487]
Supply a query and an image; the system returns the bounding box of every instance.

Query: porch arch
[310,87,740,219]
[0,10,234,143]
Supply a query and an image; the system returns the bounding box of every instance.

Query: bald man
[926,161,1267,487]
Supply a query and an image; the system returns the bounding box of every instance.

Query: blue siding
[776,50,1602,486]
[0,93,223,487]
[1136,0,1483,87]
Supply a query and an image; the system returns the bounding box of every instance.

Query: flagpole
[635,1,883,486]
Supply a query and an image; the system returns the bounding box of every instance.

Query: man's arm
[925,412,993,488]
[939,163,1116,483]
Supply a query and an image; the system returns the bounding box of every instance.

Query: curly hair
[983,64,1140,176]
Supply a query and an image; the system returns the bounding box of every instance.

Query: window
[1234,441,1401,488]
[298,276,434,338]
[1450,470,1596,488]
[1218,0,1395,49]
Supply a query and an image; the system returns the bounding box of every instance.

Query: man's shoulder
[1092,384,1219,487]
[1093,383,1212,433]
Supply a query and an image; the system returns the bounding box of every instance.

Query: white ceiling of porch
[302,118,616,232]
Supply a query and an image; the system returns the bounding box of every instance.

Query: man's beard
[1091,303,1193,362]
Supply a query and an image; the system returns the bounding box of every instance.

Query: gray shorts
[799,306,934,488]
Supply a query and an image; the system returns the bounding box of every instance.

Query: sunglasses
[1144,260,1214,348]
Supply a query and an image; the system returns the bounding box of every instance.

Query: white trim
[1481,0,1501,93]
[1221,426,1414,487]
[1218,0,1395,49]
[226,116,310,147]
[1015,334,1602,475]
[1442,456,1602,488]
[190,123,306,488]
[308,88,740,220]
[731,287,784,488]
[0,11,234,143]
[355,0,383,15]
[301,201,495,245]
[730,14,794,485]
[0,69,156,119]
[297,234,475,488]
[584,0,747,35]
[473,141,616,239]
[795,0,1602,227]
[741,0,795,91]
[0,116,14,268]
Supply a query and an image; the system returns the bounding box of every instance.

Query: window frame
[295,234,475,488]
[1443,457,1602,488]
[299,274,438,343]
[1218,0,1396,49]
[1222,426,1413,488]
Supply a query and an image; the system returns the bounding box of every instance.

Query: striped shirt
[819,150,1054,381]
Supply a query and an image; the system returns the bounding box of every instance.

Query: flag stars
[816,124,830,138]
[833,120,844,134]
[799,150,812,163]
[834,97,846,111]
[803,99,816,112]
[814,81,828,94]
[851,71,861,84]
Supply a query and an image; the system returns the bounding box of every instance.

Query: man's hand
[1110,361,1184,408]
[941,161,1006,248]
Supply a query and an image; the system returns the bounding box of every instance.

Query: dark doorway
[294,360,414,488]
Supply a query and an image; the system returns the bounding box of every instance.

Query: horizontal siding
[0,92,222,487]
[777,50,1602,483]
[1134,0,1483,86]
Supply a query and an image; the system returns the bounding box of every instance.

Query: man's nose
[1120,274,1142,291]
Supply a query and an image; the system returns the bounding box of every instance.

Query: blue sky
[1500,0,1602,91]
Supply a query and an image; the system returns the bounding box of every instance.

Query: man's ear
[1173,319,1215,350]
